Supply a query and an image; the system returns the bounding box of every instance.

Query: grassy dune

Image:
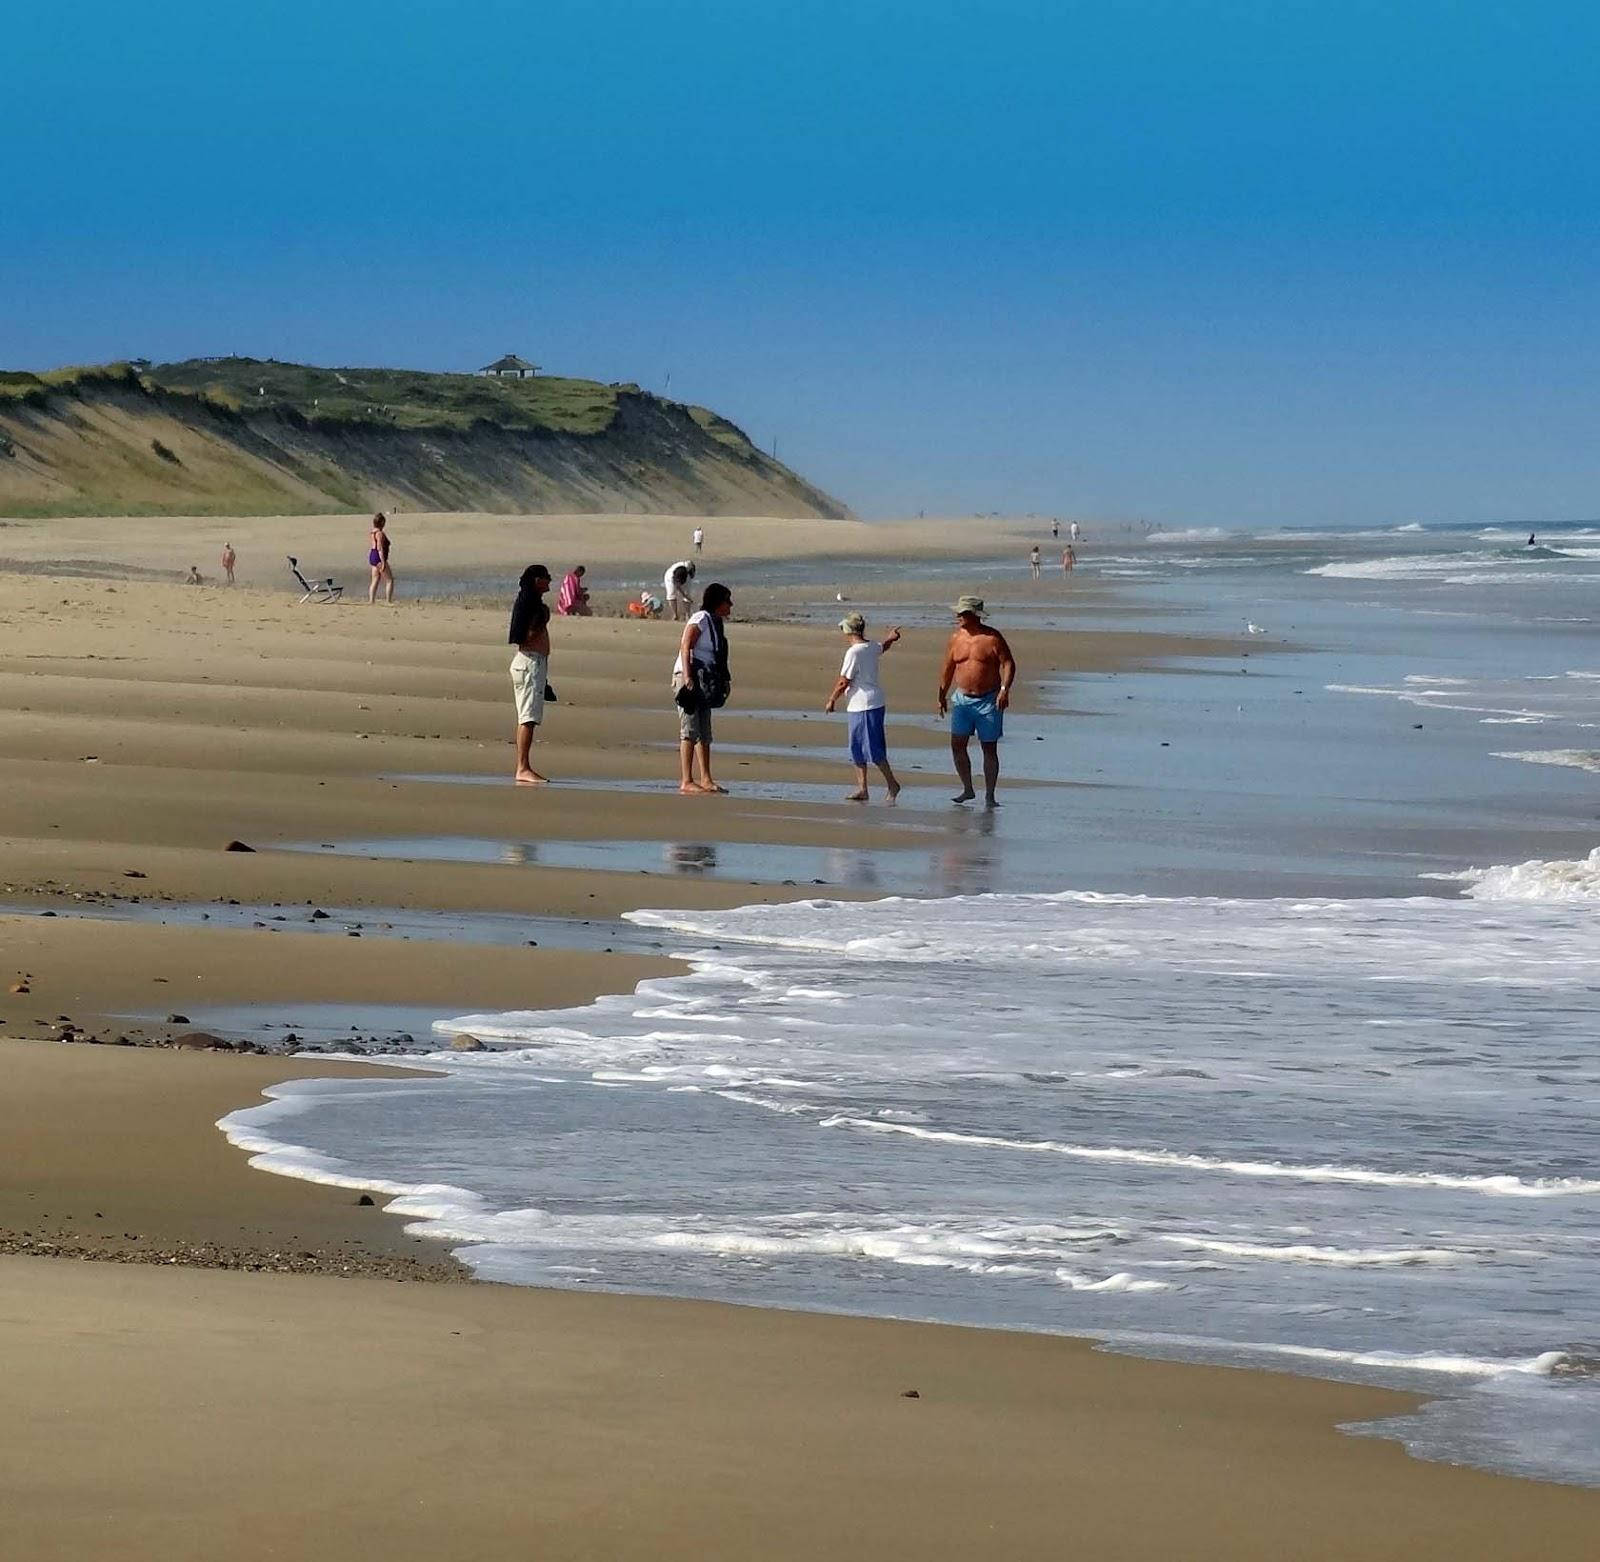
[0,358,847,519]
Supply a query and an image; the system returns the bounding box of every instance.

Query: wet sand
[3,518,1598,1558]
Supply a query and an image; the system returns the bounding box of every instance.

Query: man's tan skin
[936,607,1017,806]
[514,568,552,785]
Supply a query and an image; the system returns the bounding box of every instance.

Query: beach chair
[288,556,343,604]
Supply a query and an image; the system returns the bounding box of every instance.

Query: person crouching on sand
[673,582,733,794]
[557,564,591,616]
[508,564,553,785]
[937,595,1017,807]
[824,612,902,802]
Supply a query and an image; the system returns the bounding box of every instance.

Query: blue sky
[7,1,1600,523]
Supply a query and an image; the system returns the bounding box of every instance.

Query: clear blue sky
[7,1,1600,524]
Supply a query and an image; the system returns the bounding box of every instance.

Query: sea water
[220,520,1600,1486]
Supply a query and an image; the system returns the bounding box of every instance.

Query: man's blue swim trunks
[948,689,1003,742]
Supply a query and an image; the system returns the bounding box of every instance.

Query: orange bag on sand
[627,600,646,618]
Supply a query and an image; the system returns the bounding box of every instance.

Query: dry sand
[3,516,1597,1558]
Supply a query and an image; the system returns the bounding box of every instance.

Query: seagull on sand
[1245,621,1267,635]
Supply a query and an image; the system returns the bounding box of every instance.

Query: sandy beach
[4,510,1598,1558]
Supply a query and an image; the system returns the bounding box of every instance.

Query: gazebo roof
[481,353,540,372]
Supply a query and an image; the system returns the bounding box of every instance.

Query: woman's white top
[838,640,884,712]
[673,609,718,679]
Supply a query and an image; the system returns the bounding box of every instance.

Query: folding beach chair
[288,556,343,604]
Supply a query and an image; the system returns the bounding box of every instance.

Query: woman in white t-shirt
[673,581,733,794]
[824,612,902,802]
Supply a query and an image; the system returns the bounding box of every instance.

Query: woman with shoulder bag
[672,581,733,794]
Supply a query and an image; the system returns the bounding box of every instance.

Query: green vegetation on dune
[0,364,141,407]
[0,354,849,519]
[145,357,627,436]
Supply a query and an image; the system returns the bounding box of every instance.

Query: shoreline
[4,514,1599,1555]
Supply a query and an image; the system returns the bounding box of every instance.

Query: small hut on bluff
[480,353,540,379]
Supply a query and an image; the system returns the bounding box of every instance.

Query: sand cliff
[0,361,848,520]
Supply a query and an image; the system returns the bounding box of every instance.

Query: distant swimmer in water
[1528,533,1538,547]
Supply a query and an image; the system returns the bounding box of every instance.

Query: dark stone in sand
[223,840,256,852]
[451,1034,486,1051]
[901,1389,920,1398]
[357,1194,376,1206]
[165,1013,190,1024]
[310,908,330,920]
[38,910,56,918]
[171,1031,236,1051]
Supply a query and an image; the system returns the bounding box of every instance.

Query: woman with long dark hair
[672,581,733,794]
[508,563,553,784]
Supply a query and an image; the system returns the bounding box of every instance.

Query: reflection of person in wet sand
[937,595,1017,808]
[824,612,902,803]
[508,563,553,785]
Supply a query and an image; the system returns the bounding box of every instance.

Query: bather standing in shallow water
[937,595,1017,808]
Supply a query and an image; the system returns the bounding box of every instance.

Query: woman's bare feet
[846,789,869,802]
[697,782,729,794]
[514,769,549,786]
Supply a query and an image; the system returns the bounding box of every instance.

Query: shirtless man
[937,595,1017,807]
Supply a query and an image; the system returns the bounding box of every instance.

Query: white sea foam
[1235,1343,1567,1379]
[1306,551,1576,582]
[1142,526,1233,543]
[819,1113,1600,1196]
[1426,847,1600,903]
[1157,1236,1469,1267]
[1492,749,1600,775]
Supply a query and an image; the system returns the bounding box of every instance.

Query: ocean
[219,521,1600,1486]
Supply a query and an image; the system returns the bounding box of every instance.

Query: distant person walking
[938,595,1017,808]
[1061,545,1076,576]
[368,513,395,603]
[825,613,901,803]
[220,542,236,586]
[1069,520,1081,544]
[673,581,733,794]
[692,525,705,554]
[508,564,553,785]
[1051,518,1059,540]
[665,559,697,621]
[557,565,591,616]
[1029,545,1042,581]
